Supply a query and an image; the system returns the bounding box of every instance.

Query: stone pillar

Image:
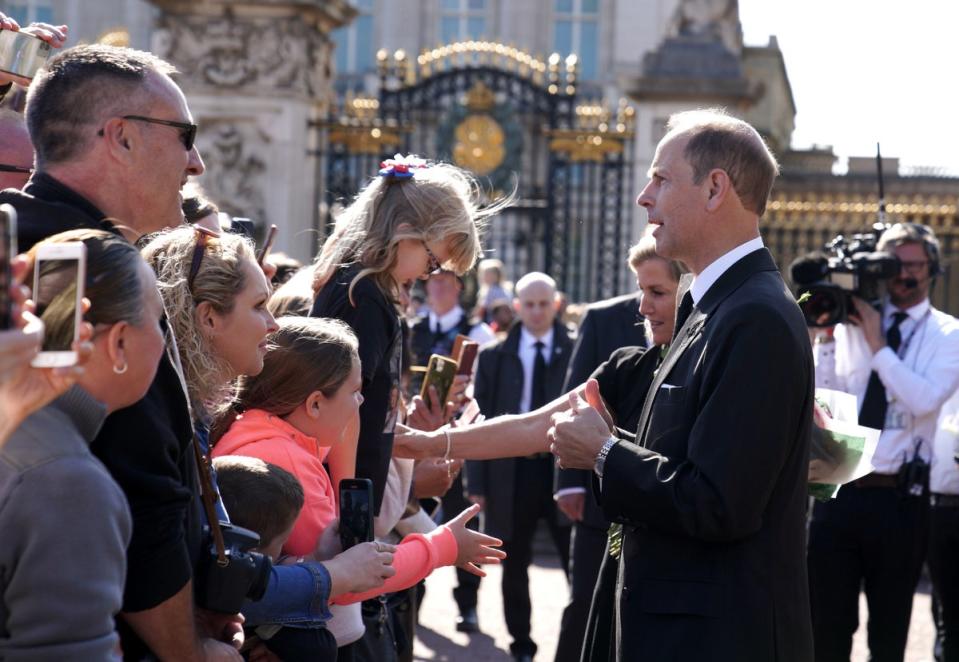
[148,0,356,262]
[623,0,758,241]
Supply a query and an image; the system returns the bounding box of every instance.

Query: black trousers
[261,625,337,661]
[555,522,607,662]
[501,456,571,658]
[929,499,959,662]
[808,483,929,662]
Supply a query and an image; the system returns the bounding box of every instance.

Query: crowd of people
[1,14,959,662]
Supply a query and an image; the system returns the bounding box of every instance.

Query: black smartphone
[339,478,374,551]
[0,203,16,329]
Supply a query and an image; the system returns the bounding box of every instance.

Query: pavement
[413,535,938,662]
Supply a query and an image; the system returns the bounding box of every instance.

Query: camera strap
[161,313,230,568]
[192,433,228,567]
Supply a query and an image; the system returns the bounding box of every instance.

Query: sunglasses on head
[188,225,220,291]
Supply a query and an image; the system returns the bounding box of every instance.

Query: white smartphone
[31,241,86,368]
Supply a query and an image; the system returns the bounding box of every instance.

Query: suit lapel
[634,307,706,448]
[630,248,781,449]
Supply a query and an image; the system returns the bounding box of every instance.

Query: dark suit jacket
[598,249,814,661]
[556,293,645,530]
[466,321,574,541]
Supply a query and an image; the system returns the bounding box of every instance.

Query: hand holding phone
[420,354,458,411]
[31,241,85,368]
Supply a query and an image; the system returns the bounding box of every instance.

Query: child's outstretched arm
[333,504,504,604]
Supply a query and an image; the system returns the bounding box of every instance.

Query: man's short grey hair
[666,108,780,216]
[514,271,557,297]
[25,44,178,167]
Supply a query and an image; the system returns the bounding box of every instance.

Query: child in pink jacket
[211,317,503,605]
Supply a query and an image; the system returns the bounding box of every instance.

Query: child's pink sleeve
[332,525,458,605]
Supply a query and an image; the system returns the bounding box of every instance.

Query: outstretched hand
[446,503,506,577]
[392,423,441,460]
[548,389,612,471]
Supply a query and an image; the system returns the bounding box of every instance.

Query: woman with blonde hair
[141,225,278,422]
[308,156,509,661]
[310,157,509,517]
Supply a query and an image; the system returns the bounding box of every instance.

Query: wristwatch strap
[594,436,619,478]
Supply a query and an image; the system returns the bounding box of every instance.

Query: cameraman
[808,223,959,662]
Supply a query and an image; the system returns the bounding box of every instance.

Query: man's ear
[704,168,732,212]
[100,117,135,162]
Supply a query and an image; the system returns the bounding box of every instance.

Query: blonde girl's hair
[210,316,359,444]
[311,161,511,304]
[140,226,257,415]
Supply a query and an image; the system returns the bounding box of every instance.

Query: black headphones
[882,222,942,277]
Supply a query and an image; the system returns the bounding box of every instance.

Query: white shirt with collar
[518,326,554,414]
[814,297,959,483]
[689,236,765,305]
[427,305,497,346]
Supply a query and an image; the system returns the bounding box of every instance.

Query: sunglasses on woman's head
[188,225,221,290]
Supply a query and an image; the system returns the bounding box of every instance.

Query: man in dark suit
[549,109,815,661]
[467,271,574,662]
[553,291,644,662]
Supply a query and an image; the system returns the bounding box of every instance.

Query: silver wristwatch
[594,436,619,478]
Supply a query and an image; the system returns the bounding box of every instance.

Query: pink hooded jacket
[212,409,457,603]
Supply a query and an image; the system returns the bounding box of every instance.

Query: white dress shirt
[814,297,959,482]
[689,236,765,304]
[518,326,555,414]
[932,390,959,495]
[428,306,497,346]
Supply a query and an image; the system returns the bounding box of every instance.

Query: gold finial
[97,27,130,47]
[464,81,496,112]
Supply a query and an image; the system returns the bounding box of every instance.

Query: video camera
[790,226,899,327]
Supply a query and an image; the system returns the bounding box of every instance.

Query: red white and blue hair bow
[379,154,428,180]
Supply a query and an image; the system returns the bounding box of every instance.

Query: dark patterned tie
[673,291,694,341]
[858,311,908,429]
[531,340,548,410]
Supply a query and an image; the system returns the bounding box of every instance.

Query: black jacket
[0,175,200,659]
[0,173,116,252]
[556,293,645,530]
[466,320,574,541]
[597,249,814,661]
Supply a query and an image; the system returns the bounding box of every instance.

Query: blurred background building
[2,0,957,311]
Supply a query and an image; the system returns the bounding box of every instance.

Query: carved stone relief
[196,120,269,225]
[667,0,742,54]
[152,14,333,99]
